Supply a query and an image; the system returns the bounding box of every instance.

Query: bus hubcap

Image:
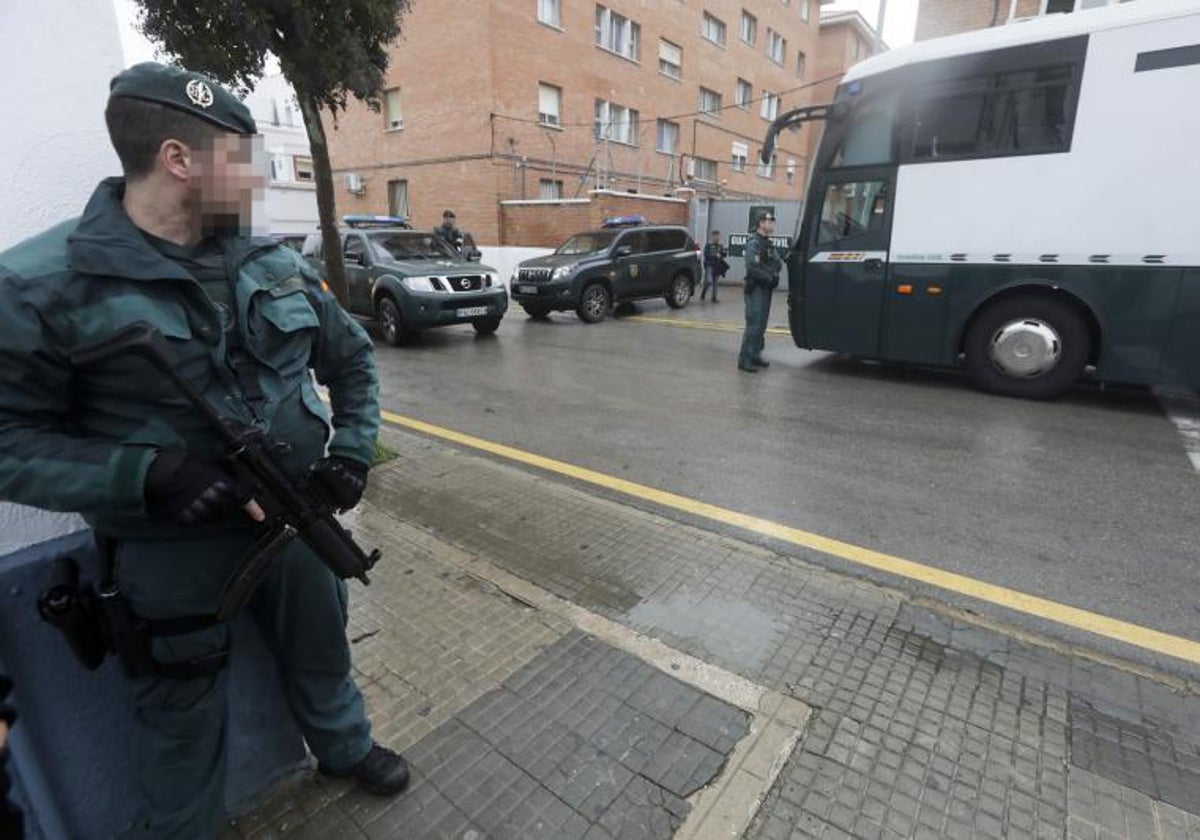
[988,318,1062,378]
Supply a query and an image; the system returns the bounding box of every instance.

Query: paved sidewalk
[226,425,1200,839]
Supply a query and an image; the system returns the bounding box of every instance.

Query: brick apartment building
[325,0,834,245]
[915,0,1134,41]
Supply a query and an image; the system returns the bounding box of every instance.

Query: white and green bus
[766,1,1200,398]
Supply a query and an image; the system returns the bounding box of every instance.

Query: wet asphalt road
[365,292,1200,654]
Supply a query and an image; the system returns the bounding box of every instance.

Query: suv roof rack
[342,214,413,229]
[602,214,649,228]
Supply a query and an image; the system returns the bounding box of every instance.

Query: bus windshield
[830,95,897,168]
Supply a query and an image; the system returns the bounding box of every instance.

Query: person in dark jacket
[0,62,408,838]
[433,209,464,253]
[738,212,784,372]
[701,230,726,302]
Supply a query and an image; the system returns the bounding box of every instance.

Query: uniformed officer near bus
[0,63,407,837]
[738,212,783,372]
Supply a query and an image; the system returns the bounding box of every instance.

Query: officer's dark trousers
[739,283,774,366]
[114,529,373,839]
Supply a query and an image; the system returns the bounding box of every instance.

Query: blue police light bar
[342,214,411,228]
[602,214,648,228]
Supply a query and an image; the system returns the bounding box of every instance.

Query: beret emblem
[185,79,214,108]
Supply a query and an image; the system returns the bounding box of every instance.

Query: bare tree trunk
[298,91,349,307]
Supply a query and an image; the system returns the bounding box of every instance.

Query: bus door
[803,171,893,357]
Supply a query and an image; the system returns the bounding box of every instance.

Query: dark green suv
[510,224,701,323]
[302,219,508,345]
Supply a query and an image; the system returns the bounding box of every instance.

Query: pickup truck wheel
[665,273,692,309]
[377,296,408,346]
[472,317,502,336]
[576,283,611,323]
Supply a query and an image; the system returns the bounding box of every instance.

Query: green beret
[109,62,256,135]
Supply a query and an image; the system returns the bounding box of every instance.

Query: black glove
[144,449,254,525]
[307,456,369,512]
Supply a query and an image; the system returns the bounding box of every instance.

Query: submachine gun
[39,322,381,674]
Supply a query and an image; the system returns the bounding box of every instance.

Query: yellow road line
[626,315,790,336]
[380,410,1200,667]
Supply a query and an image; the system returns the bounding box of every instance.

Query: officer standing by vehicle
[701,230,725,303]
[738,212,783,372]
[0,63,407,837]
[433,208,464,253]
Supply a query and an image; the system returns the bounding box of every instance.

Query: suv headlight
[485,272,503,288]
[552,265,575,280]
[401,276,437,292]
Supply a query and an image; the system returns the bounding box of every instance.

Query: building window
[692,156,717,181]
[294,156,314,182]
[594,99,639,145]
[388,179,409,217]
[739,10,757,45]
[659,39,682,79]
[760,92,780,122]
[852,38,861,60]
[538,82,562,127]
[595,5,641,61]
[538,0,561,27]
[539,179,565,199]
[786,158,797,185]
[701,12,726,46]
[384,88,403,130]
[767,29,786,64]
[698,87,722,117]
[656,119,680,154]
[731,141,749,173]
[757,151,776,178]
[800,0,810,23]
[269,154,289,181]
[796,50,807,78]
[736,78,753,108]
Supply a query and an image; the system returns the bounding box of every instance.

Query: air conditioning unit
[345,173,364,194]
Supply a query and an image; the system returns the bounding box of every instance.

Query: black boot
[319,744,410,796]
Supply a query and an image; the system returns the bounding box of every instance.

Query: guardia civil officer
[738,212,783,372]
[0,63,407,838]
[433,208,464,253]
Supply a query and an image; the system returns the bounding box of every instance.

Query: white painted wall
[243,73,320,235]
[0,0,124,251]
[479,247,556,289]
[0,0,121,545]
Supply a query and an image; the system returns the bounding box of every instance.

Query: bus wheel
[965,295,1090,399]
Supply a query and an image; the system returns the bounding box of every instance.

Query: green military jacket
[0,178,380,538]
[743,233,783,290]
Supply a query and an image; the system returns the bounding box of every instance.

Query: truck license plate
[456,306,489,318]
